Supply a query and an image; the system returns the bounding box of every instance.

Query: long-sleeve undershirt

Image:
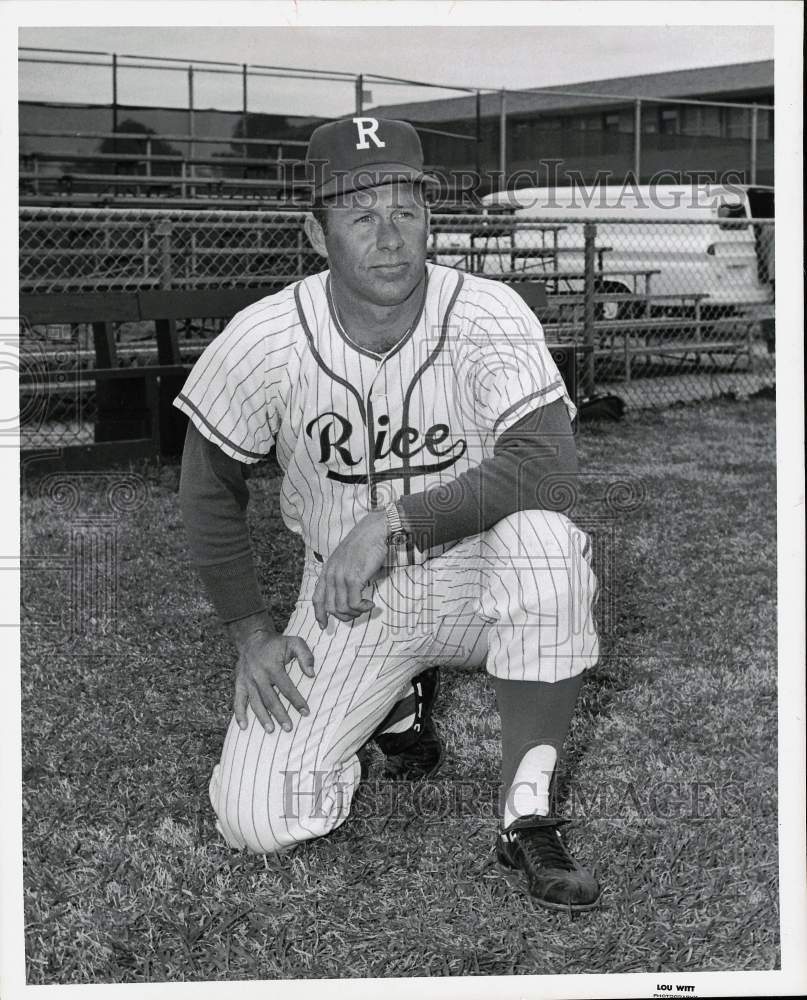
[178,398,578,624]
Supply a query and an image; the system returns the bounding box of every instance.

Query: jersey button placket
[366,370,385,510]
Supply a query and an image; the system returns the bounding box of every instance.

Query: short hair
[311,204,330,234]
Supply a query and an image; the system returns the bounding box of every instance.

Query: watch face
[389,529,409,546]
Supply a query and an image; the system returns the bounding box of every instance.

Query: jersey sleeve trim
[174,392,269,462]
[492,380,563,435]
[491,382,576,440]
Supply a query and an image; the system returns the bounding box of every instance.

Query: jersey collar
[325,269,429,364]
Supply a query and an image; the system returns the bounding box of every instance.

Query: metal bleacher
[20,128,314,209]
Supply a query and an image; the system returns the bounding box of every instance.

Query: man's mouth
[372,262,408,273]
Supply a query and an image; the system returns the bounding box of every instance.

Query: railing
[19,127,312,207]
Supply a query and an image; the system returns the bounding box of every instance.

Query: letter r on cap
[353,117,386,150]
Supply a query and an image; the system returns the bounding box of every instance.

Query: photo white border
[1,3,804,999]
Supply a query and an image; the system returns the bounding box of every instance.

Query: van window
[718,201,749,230]
[746,188,774,218]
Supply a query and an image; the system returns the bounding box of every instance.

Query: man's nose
[376,218,404,251]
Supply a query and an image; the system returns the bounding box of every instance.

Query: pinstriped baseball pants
[209,508,599,854]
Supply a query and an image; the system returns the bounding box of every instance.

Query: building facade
[368,60,774,193]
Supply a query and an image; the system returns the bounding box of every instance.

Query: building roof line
[501,86,773,111]
[366,60,774,121]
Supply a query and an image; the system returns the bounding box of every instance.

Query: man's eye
[354,215,374,224]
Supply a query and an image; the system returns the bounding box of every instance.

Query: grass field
[20,398,779,983]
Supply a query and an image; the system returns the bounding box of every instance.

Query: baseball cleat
[379,714,443,781]
[372,667,443,781]
[496,815,601,911]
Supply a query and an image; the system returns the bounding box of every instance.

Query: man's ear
[304,214,328,259]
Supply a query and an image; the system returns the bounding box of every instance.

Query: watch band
[384,501,409,545]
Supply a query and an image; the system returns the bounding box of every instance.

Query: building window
[511,120,531,158]
[756,108,773,141]
[604,113,621,131]
[660,108,679,135]
[571,114,604,131]
[724,106,750,139]
[641,109,659,134]
[681,105,722,138]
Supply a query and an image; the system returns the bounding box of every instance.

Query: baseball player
[175,118,601,910]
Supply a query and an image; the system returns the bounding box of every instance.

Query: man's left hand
[313,510,389,628]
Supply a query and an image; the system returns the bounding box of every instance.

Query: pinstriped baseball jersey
[174,262,574,565]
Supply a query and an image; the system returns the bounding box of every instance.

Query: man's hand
[313,510,388,629]
[231,618,315,733]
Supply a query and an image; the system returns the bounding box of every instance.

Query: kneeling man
[176,117,601,911]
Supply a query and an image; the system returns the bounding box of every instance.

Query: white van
[431,183,774,320]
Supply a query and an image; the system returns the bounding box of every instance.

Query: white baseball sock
[503,744,557,830]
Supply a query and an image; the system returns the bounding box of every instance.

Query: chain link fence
[428,210,775,410]
[20,206,775,450]
[20,206,316,292]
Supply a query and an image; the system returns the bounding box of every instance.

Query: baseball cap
[306,117,438,203]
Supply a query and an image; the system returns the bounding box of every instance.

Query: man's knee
[482,510,599,674]
[487,509,584,560]
[484,508,597,626]
[209,746,360,854]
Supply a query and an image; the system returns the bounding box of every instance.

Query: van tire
[594,281,642,322]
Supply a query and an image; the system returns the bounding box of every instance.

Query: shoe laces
[516,822,575,872]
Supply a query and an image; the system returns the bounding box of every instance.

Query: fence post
[475,90,482,178]
[112,53,118,160]
[749,105,758,185]
[499,89,507,185]
[157,220,173,289]
[633,99,642,180]
[242,63,249,145]
[582,221,597,397]
[188,65,195,168]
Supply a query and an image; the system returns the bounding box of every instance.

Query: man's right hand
[229,615,315,734]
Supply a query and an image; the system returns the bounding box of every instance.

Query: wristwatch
[384,501,410,547]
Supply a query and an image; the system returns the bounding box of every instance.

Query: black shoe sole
[496,859,603,912]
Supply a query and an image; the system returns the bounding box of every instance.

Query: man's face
[314,183,429,307]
